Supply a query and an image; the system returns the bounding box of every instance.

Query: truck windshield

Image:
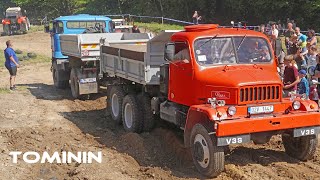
[67,21,106,29]
[194,36,272,65]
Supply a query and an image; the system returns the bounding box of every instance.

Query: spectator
[309,80,319,103]
[259,24,267,35]
[269,23,279,40]
[4,40,19,90]
[307,29,317,48]
[313,54,320,94]
[132,25,140,33]
[284,22,295,54]
[297,69,309,99]
[306,45,318,68]
[283,55,300,97]
[192,11,202,25]
[295,27,308,69]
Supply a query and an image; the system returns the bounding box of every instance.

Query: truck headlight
[228,106,237,116]
[292,101,301,110]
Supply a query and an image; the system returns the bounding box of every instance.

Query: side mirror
[164,43,175,61]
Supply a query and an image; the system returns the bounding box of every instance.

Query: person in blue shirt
[298,69,309,99]
[4,40,19,90]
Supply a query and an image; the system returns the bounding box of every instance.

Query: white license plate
[248,105,274,114]
[79,78,96,84]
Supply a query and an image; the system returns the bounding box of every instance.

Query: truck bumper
[215,112,320,146]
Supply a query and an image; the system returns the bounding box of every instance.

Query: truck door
[52,21,66,59]
[168,41,195,106]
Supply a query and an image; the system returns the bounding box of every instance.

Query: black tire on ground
[122,94,143,133]
[190,124,225,178]
[107,86,126,124]
[52,61,69,89]
[282,134,318,161]
[137,93,155,132]
[70,68,81,99]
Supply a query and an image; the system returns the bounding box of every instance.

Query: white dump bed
[100,31,180,85]
[60,33,152,61]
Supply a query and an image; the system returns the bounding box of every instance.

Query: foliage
[1,0,320,31]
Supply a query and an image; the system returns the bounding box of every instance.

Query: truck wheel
[52,61,68,89]
[122,94,143,133]
[70,68,81,99]
[282,134,318,161]
[138,93,155,132]
[190,124,224,178]
[107,86,125,124]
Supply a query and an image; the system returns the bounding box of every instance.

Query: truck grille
[239,85,280,104]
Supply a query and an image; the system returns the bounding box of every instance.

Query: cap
[299,69,307,75]
[312,79,319,84]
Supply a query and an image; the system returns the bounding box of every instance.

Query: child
[309,80,319,103]
[297,69,309,99]
[283,55,300,97]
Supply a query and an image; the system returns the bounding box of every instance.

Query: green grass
[28,25,44,33]
[0,87,11,94]
[135,22,183,34]
[0,52,50,68]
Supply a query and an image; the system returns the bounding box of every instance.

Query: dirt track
[1,31,320,180]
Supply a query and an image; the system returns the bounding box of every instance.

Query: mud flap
[293,126,320,137]
[79,78,98,95]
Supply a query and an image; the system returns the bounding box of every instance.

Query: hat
[299,69,307,75]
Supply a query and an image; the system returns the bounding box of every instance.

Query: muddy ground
[0,31,320,180]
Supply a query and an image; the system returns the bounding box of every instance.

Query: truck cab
[46,14,114,89]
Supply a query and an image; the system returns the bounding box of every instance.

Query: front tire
[282,134,318,161]
[190,124,225,178]
[122,94,143,133]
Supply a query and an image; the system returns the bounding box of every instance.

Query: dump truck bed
[60,33,152,61]
[100,31,179,85]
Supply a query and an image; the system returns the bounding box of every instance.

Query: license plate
[293,126,320,137]
[248,105,274,114]
[79,78,96,84]
[217,134,251,146]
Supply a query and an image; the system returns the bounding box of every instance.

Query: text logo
[212,91,230,99]
[9,151,102,164]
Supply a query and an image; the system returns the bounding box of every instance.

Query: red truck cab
[161,24,320,177]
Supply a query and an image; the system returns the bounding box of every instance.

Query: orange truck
[99,24,320,177]
[1,7,30,36]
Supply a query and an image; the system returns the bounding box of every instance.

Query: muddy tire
[70,68,83,99]
[282,134,318,161]
[107,86,126,124]
[122,94,143,133]
[190,124,224,178]
[138,93,155,132]
[52,61,68,89]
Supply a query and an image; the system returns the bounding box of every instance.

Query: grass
[28,25,44,33]
[0,51,50,68]
[0,87,11,94]
[135,22,183,34]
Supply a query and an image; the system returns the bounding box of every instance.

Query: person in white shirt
[269,23,279,40]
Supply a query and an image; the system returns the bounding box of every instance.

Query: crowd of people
[262,22,320,102]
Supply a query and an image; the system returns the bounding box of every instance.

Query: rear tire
[70,68,81,99]
[52,61,68,89]
[282,134,318,161]
[107,86,126,124]
[138,93,155,132]
[190,124,225,178]
[122,94,143,133]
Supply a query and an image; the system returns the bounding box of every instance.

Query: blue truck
[44,14,114,94]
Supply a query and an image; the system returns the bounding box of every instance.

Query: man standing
[284,22,295,54]
[4,40,19,90]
